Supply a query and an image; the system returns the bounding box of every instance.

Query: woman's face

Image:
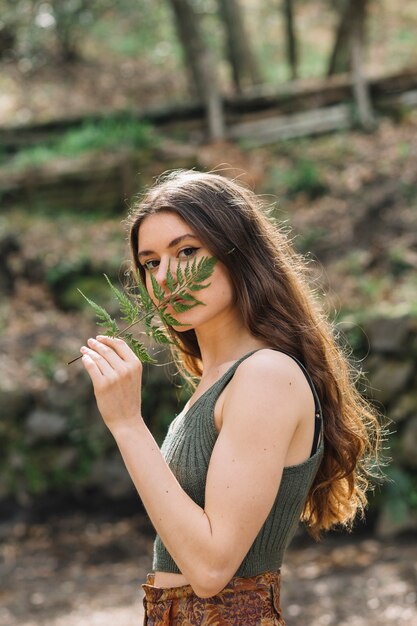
[137,211,236,331]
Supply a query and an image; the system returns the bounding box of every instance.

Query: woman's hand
[80,335,143,434]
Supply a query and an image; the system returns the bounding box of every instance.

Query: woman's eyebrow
[138,234,199,258]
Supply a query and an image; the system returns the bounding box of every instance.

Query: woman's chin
[170,320,195,332]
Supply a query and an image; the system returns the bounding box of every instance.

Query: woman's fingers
[85,337,127,371]
[81,336,142,381]
[80,336,143,431]
[81,352,103,383]
[95,335,137,362]
[80,344,115,377]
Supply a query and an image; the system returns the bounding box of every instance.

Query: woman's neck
[194,313,269,375]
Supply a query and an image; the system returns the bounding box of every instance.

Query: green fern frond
[104,274,137,324]
[178,291,203,304]
[77,289,119,335]
[166,261,176,292]
[188,282,209,292]
[150,271,165,304]
[184,257,194,282]
[123,333,156,364]
[73,255,217,365]
[170,301,194,314]
[135,276,155,325]
[176,263,184,285]
[150,326,171,344]
[194,256,217,283]
[159,310,189,327]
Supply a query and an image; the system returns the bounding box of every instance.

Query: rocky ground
[0,510,416,626]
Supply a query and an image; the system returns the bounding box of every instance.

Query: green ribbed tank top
[152,348,324,577]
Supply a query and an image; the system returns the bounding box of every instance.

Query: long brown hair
[127,169,383,539]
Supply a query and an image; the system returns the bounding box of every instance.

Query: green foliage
[54,275,115,311]
[77,289,119,336]
[388,245,414,277]
[9,116,156,170]
[104,274,137,324]
[60,116,156,154]
[30,349,58,380]
[285,158,327,199]
[75,255,217,364]
[266,159,327,200]
[24,459,48,494]
[294,227,328,254]
[381,465,417,525]
[91,0,180,65]
[45,258,89,288]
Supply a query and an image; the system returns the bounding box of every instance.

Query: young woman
[80,170,382,625]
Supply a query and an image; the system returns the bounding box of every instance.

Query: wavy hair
[127,169,383,539]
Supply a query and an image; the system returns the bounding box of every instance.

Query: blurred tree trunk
[49,0,108,63]
[282,0,298,80]
[0,23,16,60]
[327,0,375,129]
[168,0,224,140]
[350,0,375,129]
[327,0,352,76]
[49,0,88,62]
[217,0,261,92]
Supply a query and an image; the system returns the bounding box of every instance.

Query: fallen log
[1,68,417,151]
[228,104,352,144]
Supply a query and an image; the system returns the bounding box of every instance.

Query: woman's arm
[81,336,303,597]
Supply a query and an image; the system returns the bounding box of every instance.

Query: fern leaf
[136,273,154,310]
[176,263,183,285]
[104,274,137,324]
[170,301,195,313]
[150,326,171,345]
[124,333,156,364]
[178,291,204,305]
[159,310,189,327]
[77,289,119,335]
[184,257,195,282]
[150,271,165,304]
[188,282,210,291]
[166,261,176,292]
[135,275,157,330]
[193,256,217,283]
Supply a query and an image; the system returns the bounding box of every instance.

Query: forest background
[0,1,417,625]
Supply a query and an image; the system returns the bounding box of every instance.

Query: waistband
[142,569,281,603]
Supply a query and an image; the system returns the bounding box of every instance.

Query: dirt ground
[0,510,416,626]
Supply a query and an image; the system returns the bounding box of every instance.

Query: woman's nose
[154,257,173,289]
[155,262,168,287]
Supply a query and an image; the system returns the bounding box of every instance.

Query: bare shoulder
[222,348,313,422]
[235,348,308,388]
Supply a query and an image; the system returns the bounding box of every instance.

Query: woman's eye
[143,259,159,271]
[178,247,199,259]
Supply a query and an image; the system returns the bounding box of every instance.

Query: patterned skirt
[141,570,286,626]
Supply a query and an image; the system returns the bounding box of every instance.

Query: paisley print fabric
[141,570,286,626]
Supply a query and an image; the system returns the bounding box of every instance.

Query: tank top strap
[267,348,323,456]
[267,348,323,419]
